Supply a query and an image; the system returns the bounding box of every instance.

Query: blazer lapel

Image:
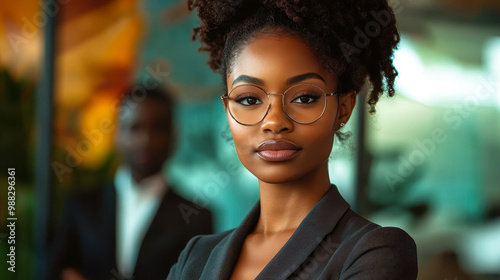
[198,185,349,280]
[255,185,350,280]
[199,202,261,280]
[133,184,172,275]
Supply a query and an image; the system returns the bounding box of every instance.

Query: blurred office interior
[0,0,499,279]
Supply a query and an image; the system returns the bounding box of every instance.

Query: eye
[291,92,321,104]
[235,95,263,106]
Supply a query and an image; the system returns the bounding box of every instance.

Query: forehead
[120,98,170,125]
[228,34,335,87]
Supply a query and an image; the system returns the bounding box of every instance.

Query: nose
[135,129,152,148]
[260,93,293,134]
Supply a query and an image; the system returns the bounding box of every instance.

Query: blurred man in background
[48,86,213,280]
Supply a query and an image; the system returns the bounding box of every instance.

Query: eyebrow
[286,73,326,85]
[232,75,264,86]
[231,72,326,87]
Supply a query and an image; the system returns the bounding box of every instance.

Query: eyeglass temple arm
[327,90,357,96]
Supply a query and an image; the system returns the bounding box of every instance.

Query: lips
[256,140,301,162]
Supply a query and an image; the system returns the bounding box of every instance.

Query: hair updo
[188,0,400,113]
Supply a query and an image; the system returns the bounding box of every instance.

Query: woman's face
[226,33,355,184]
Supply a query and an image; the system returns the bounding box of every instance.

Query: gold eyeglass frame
[221,83,338,126]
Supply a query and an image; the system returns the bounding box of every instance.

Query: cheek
[152,136,170,151]
[301,110,337,155]
[227,114,256,160]
[301,125,335,155]
[228,116,246,149]
[321,100,340,138]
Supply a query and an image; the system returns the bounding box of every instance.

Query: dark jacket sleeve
[167,235,203,280]
[340,227,418,280]
[46,195,81,280]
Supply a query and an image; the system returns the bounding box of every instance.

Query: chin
[247,163,311,185]
[255,175,294,185]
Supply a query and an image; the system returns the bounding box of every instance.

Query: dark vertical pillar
[354,88,369,216]
[35,1,57,279]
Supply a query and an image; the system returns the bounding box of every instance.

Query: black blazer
[168,186,417,280]
[48,184,213,280]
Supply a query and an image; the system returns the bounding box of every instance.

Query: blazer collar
[200,185,351,280]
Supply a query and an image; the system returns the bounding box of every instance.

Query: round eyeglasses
[221,83,338,126]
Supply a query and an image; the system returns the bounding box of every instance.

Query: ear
[166,122,177,159]
[221,95,228,108]
[336,90,357,130]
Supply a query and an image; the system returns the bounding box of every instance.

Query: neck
[131,168,160,184]
[255,161,331,235]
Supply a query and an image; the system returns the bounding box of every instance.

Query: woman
[168,0,417,279]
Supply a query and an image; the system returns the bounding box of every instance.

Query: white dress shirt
[114,166,168,277]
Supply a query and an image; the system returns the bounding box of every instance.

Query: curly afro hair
[188,0,400,113]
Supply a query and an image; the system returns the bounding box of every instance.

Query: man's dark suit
[48,184,212,280]
[168,185,417,280]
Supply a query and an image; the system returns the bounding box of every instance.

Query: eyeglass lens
[227,84,328,125]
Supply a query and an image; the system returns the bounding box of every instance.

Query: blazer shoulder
[167,189,213,216]
[342,226,418,279]
[63,185,113,213]
[352,226,417,257]
[66,186,105,201]
[361,226,415,246]
[167,230,234,279]
[166,189,214,231]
